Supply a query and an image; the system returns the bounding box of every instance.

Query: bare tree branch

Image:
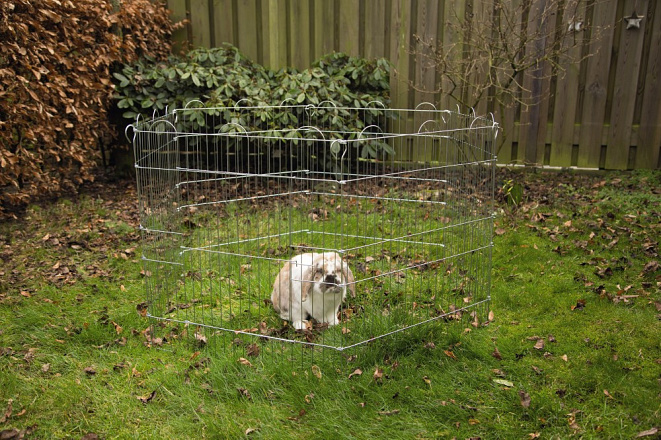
[403,0,607,112]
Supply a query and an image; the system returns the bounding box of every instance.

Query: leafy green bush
[113,45,393,169]
[114,46,390,119]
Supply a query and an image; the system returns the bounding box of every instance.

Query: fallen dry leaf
[137,390,156,404]
[237,357,253,368]
[567,411,581,431]
[110,321,123,335]
[311,365,322,379]
[194,331,207,346]
[237,387,251,400]
[636,427,659,438]
[348,368,363,379]
[494,379,514,388]
[136,302,148,317]
[373,367,384,382]
[471,312,480,327]
[533,339,545,350]
[492,368,506,377]
[571,299,586,311]
[287,408,306,421]
[0,426,36,439]
[642,260,659,274]
[519,390,531,408]
[246,343,260,357]
[493,379,514,388]
[377,409,400,416]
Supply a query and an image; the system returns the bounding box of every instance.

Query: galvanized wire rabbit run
[131,101,498,358]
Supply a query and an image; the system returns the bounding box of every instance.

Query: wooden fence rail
[165,0,661,170]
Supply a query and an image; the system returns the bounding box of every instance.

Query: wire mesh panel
[132,103,498,357]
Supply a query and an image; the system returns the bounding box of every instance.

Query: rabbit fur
[271,252,355,330]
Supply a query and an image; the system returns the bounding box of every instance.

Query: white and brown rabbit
[271,252,355,330]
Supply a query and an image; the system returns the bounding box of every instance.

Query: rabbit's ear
[271,261,291,313]
[300,259,316,302]
[341,260,356,297]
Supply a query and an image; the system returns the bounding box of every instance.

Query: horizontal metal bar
[183,229,309,252]
[145,314,348,351]
[336,298,491,351]
[139,225,185,236]
[141,256,184,266]
[176,190,309,210]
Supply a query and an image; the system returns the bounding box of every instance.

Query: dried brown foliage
[0,0,177,215]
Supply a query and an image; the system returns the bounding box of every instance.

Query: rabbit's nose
[324,274,337,284]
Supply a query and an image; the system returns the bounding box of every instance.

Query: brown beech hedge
[0,0,178,215]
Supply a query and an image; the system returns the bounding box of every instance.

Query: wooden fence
[165,0,661,170]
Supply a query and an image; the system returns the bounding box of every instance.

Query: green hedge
[114,45,390,120]
[114,46,393,172]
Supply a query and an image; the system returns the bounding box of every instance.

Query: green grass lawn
[1,169,659,439]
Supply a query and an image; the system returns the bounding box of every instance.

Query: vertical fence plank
[189,0,212,47]
[411,0,440,163]
[289,0,311,69]
[468,0,493,117]
[439,0,465,113]
[413,0,439,106]
[265,0,287,70]
[605,0,648,169]
[635,1,661,169]
[235,0,260,63]
[338,0,361,56]
[576,1,617,168]
[313,0,336,59]
[390,0,412,111]
[167,0,190,50]
[365,0,387,59]
[212,0,234,46]
[519,0,557,165]
[549,0,585,167]
[389,0,413,161]
[491,0,522,165]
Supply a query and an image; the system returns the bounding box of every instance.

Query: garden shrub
[114,46,392,171]
[0,0,178,216]
[114,47,391,120]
